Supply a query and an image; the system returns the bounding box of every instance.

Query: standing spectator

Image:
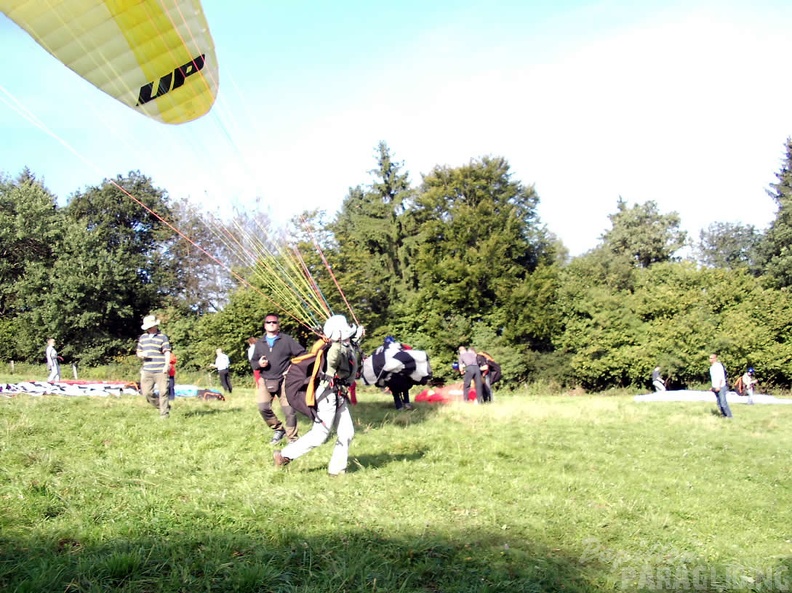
[652,366,666,392]
[45,338,62,382]
[476,353,493,403]
[741,367,757,405]
[384,373,414,411]
[137,315,172,418]
[211,348,233,394]
[375,336,414,410]
[476,352,500,403]
[477,351,502,402]
[708,353,732,418]
[458,346,483,404]
[250,314,306,445]
[168,353,177,400]
[274,315,358,475]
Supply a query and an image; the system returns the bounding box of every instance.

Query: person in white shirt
[652,366,666,392]
[211,348,232,394]
[709,353,732,418]
[45,338,61,382]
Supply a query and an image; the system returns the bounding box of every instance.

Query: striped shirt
[137,331,171,373]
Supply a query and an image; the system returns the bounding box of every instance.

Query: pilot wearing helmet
[274,315,362,475]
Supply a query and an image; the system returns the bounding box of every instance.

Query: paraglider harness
[283,338,357,422]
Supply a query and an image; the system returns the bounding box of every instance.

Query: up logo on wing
[137,54,207,106]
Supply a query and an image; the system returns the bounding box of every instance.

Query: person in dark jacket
[376,336,414,410]
[385,372,414,411]
[250,314,306,444]
[476,353,494,403]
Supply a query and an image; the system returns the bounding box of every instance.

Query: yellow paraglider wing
[0,0,218,124]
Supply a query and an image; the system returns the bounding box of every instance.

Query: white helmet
[323,314,354,342]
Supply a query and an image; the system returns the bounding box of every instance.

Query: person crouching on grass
[274,315,361,476]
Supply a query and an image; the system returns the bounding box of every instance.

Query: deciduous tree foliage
[14,172,179,365]
[601,198,687,268]
[167,198,236,314]
[556,260,792,389]
[8,137,792,391]
[405,156,550,336]
[696,222,762,272]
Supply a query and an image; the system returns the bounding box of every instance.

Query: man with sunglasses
[250,314,306,444]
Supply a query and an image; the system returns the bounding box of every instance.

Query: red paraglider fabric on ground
[414,382,477,404]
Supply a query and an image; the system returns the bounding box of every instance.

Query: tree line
[3,138,792,391]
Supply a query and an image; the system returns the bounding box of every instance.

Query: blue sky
[2,0,792,255]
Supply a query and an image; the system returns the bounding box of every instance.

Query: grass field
[1,382,790,592]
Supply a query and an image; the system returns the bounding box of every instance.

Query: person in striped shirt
[137,314,172,418]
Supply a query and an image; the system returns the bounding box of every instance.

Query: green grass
[1,384,790,592]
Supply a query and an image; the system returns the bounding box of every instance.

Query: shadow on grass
[352,400,447,428]
[0,528,616,593]
[349,448,429,472]
[297,450,429,475]
[3,528,787,592]
[180,407,243,418]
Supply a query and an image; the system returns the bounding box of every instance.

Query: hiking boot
[273,450,290,468]
[269,429,286,445]
[403,403,414,410]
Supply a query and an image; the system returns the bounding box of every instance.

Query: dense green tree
[0,171,63,360]
[192,287,267,374]
[759,137,792,287]
[65,171,178,306]
[329,142,412,330]
[492,263,562,352]
[0,171,61,316]
[12,142,792,392]
[284,209,356,330]
[554,259,792,390]
[405,156,550,341]
[601,198,687,268]
[14,172,179,364]
[18,223,137,363]
[193,285,316,375]
[696,222,762,272]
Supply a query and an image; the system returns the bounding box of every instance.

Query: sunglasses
[265,320,279,324]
